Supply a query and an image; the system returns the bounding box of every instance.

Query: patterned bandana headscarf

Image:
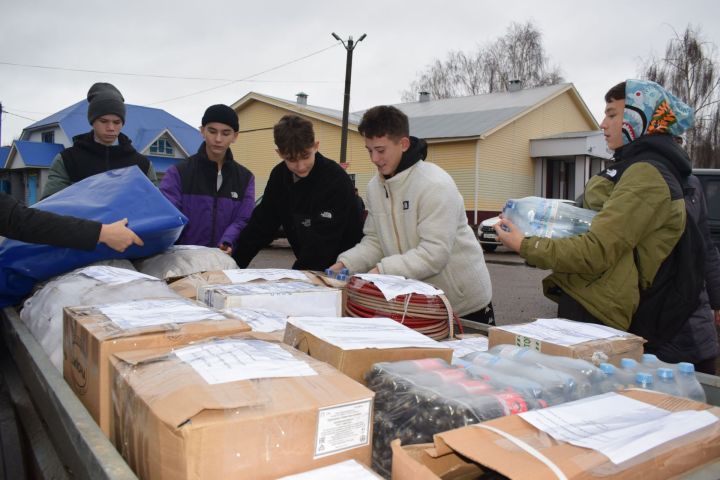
[622,79,694,146]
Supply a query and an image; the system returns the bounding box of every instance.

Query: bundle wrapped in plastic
[133,245,239,280]
[20,265,181,371]
[502,196,596,238]
[366,358,547,477]
[0,166,187,306]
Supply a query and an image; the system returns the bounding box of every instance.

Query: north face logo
[320,211,333,219]
[230,192,239,199]
[301,219,311,227]
[606,169,617,178]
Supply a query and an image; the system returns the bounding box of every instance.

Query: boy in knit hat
[160,104,254,254]
[41,82,157,199]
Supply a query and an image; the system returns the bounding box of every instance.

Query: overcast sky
[1,0,719,146]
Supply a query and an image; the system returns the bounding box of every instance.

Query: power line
[148,43,341,105]
[1,109,37,122]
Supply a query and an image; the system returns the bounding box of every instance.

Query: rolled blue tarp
[0,166,187,306]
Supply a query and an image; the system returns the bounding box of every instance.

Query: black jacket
[61,131,150,183]
[233,153,363,270]
[0,193,100,250]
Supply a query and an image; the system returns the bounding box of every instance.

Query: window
[149,138,174,156]
[41,131,54,143]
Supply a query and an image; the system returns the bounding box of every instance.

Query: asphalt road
[249,241,557,326]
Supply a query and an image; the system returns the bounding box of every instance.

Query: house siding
[426,141,477,210]
[478,91,596,211]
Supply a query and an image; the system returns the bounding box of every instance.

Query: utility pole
[331,32,366,165]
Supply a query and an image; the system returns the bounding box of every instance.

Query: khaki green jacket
[520,162,685,330]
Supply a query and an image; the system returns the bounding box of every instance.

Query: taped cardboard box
[488,319,644,366]
[168,268,343,300]
[63,298,251,437]
[391,390,720,480]
[200,281,342,316]
[283,317,453,385]
[111,336,374,480]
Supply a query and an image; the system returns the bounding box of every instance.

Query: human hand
[99,218,144,252]
[714,310,720,327]
[328,261,345,273]
[493,217,524,253]
[219,242,233,255]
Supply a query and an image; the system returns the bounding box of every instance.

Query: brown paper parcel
[111,338,374,480]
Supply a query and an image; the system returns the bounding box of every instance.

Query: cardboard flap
[150,380,267,428]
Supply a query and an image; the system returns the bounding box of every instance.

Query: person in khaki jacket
[330,106,494,323]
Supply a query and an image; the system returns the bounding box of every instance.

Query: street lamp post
[332,32,366,165]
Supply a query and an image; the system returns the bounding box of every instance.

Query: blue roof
[23,100,202,156]
[146,155,182,174]
[12,141,64,167]
[0,147,9,168]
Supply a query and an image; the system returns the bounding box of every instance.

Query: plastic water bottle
[465,364,546,402]
[641,353,674,371]
[676,362,707,402]
[324,268,336,278]
[599,362,634,389]
[620,357,639,374]
[502,196,597,238]
[635,372,654,390]
[654,368,682,396]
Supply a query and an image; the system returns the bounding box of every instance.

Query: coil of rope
[345,275,462,340]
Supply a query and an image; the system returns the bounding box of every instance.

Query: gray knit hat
[87,83,126,124]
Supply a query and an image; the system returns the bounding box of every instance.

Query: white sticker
[98,298,225,330]
[79,266,159,284]
[223,268,310,283]
[354,274,443,301]
[314,399,372,458]
[515,334,542,351]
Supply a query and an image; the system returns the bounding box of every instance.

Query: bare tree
[401,21,563,102]
[641,25,720,167]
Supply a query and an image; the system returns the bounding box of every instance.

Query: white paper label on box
[79,266,159,285]
[278,459,379,479]
[443,337,489,362]
[224,307,288,332]
[354,274,444,301]
[518,392,719,464]
[514,335,541,351]
[288,317,447,350]
[98,299,224,330]
[498,318,630,347]
[314,399,372,458]
[222,268,310,283]
[175,339,316,384]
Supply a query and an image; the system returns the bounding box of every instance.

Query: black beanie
[87,83,126,124]
[202,104,239,132]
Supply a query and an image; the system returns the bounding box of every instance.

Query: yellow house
[230,83,605,227]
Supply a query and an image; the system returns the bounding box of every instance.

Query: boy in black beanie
[41,82,157,199]
[160,104,254,253]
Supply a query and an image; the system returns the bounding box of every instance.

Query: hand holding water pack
[502,196,596,238]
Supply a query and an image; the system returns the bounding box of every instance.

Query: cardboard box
[63,298,251,437]
[488,319,644,366]
[168,269,344,300]
[391,390,720,480]
[283,317,453,385]
[278,459,383,479]
[199,281,342,316]
[111,336,374,480]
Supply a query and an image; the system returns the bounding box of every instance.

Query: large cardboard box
[63,298,251,437]
[199,281,343,316]
[283,317,453,385]
[488,319,644,366]
[391,390,720,480]
[111,336,374,480]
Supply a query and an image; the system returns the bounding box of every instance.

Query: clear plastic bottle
[620,357,640,374]
[654,368,682,397]
[465,364,545,402]
[676,362,707,403]
[502,196,597,238]
[597,363,628,393]
[641,353,674,371]
[635,372,654,390]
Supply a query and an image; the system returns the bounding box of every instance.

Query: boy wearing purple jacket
[160,105,254,255]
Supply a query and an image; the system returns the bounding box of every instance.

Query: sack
[0,166,188,306]
[603,158,704,350]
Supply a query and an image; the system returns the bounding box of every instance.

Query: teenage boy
[160,104,254,254]
[42,83,157,199]
[233,114,363,270]
[495,80,699,356]
[331,106,494,323]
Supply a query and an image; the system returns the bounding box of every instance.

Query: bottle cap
[677,362,695,373]
[657,368,674,380]
[324,268,335,278]
[642,353,659,363]
[336,273,348,281]
[340,267,349,275]
[635,372,653,384]
[599,363,615,374]
[620,358,638,369]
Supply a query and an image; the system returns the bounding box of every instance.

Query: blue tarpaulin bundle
[0,166,188,306]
